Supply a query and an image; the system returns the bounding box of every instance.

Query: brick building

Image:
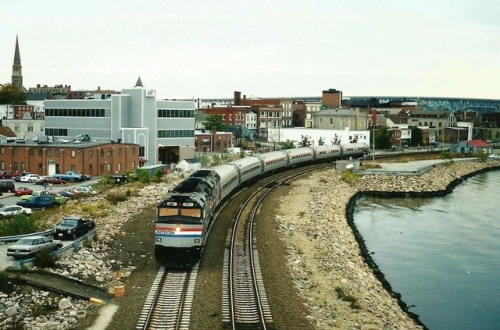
[0,141,140,176]
[194,128,232,153]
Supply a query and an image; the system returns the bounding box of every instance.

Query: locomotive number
[156,230,175,235]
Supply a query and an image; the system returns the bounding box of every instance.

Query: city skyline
[1,1,499,100]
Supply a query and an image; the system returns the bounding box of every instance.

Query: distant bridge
[199,96,500,113]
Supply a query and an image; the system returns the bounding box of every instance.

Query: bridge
[199,96,500,114]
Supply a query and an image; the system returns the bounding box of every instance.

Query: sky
[0,0,499,100]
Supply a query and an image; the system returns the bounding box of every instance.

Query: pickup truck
[53,216,96,240]
[53,171,85,182]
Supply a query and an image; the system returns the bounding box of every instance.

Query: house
[450,140,492,154]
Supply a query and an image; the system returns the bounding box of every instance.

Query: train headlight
[175,225,181,233]
[156,237,162,242]
[194,239,200,243]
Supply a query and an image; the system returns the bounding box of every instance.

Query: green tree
[0,83,26,105]
[410,127,423,146]
[203,114,227,132]
[374,126,392,149]
[281,140,296,149]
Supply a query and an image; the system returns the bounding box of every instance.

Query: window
[100,149,104,157]
[13,148,18,155]
[0,147,3,155]
[47,149,52,156]
[131,148,135,155]
[38,148,43,156]
[71,150,76,158]
[89,164,93,175]
[89,150,93,158]
[108,149,112,156]
[118,148,122,156]
[118,162,122,171]
[55,149,60,157]
[29,148,35,156]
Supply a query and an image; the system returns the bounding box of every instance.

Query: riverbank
[274,159,499,329]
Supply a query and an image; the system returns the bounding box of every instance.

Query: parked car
[20,191,68,204]
[0,181,15,193]
[0,171,13,179]
[72,186,98,195]
[53,216,96,240]
[0,205,32,219]
[13,172,33,182]
[16,195,57,210]
[20,174,43,183]
[15,186,33,196]
[37,176,66,185]
[6,236,63,259]
[59,189,84,199]
[488,154,500,160]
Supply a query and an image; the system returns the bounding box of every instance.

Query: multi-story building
[43,78,196,166]
[322,88,342,108]
[312,108,369,131]
[408,110,449,143]
[304,101,322,128]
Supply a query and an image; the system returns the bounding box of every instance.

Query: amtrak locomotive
[155,142,368,262]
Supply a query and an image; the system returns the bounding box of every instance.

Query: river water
[353,170,500,330]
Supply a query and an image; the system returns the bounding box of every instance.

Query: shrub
[105,192,128,205]
[136,170,151,184]
[0,270,19,294]
[340,171,360,183]
[0,214,39,236]
[33,250,58,269]
[335,286,361,310]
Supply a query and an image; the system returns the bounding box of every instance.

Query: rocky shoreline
[275,159,499,329]
[1,160,499,329]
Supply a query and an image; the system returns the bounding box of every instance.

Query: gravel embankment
[1,160,498,329]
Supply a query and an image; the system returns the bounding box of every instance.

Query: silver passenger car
[6,235,63,259]
[212,164,240,201]
[260,150,289,173]
[229,155,263,184]
[286,147,315,166]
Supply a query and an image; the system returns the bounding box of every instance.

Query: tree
[374,126,392,149]
[411,127,423,147]
[299,135,312,147]
[203,114,227,132]
[318,137,325,146]
[281,140,296,149]
[0,83,26,105]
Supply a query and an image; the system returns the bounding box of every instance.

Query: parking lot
[0,177,99,270]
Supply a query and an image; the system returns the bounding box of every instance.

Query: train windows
[158,208,178,216]
[180,208,202,218]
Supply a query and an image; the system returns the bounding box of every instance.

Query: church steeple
[12,35,23,90]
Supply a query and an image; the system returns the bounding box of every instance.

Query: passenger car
[37,176,66,185]
[16,195,57,210]
[0,171,13,179]
[0,181,15,193]
[15,186,33,196]
[20,174,43,183]
[53,216,96,240]
[6,236,63,259]
[20,191,68,204]
[0,205,32,218]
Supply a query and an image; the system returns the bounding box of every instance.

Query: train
[154,142,369,263]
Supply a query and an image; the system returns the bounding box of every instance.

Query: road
[0,178,99,270]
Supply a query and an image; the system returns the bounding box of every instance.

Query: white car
[0,205,32,219]
[73,186,97,195]
[488,154,500,160]
[19,174,43,183]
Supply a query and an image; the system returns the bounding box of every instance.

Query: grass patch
[335,286,362,310]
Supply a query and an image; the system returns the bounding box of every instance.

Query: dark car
[16,195,57,210]
[53,216,96,240]
[0,171,13,179]
[0,181,15,193]
[37,176,66,185]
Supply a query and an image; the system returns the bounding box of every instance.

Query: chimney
[234,91,241,105]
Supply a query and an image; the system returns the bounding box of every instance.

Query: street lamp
[372,125,375,162]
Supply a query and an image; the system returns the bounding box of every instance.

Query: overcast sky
[1,0,499,100]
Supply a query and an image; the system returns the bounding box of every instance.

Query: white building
[43,78,196,165]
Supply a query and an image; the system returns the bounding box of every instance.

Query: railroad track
[136,263,199,330]
[222,164,330,329]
